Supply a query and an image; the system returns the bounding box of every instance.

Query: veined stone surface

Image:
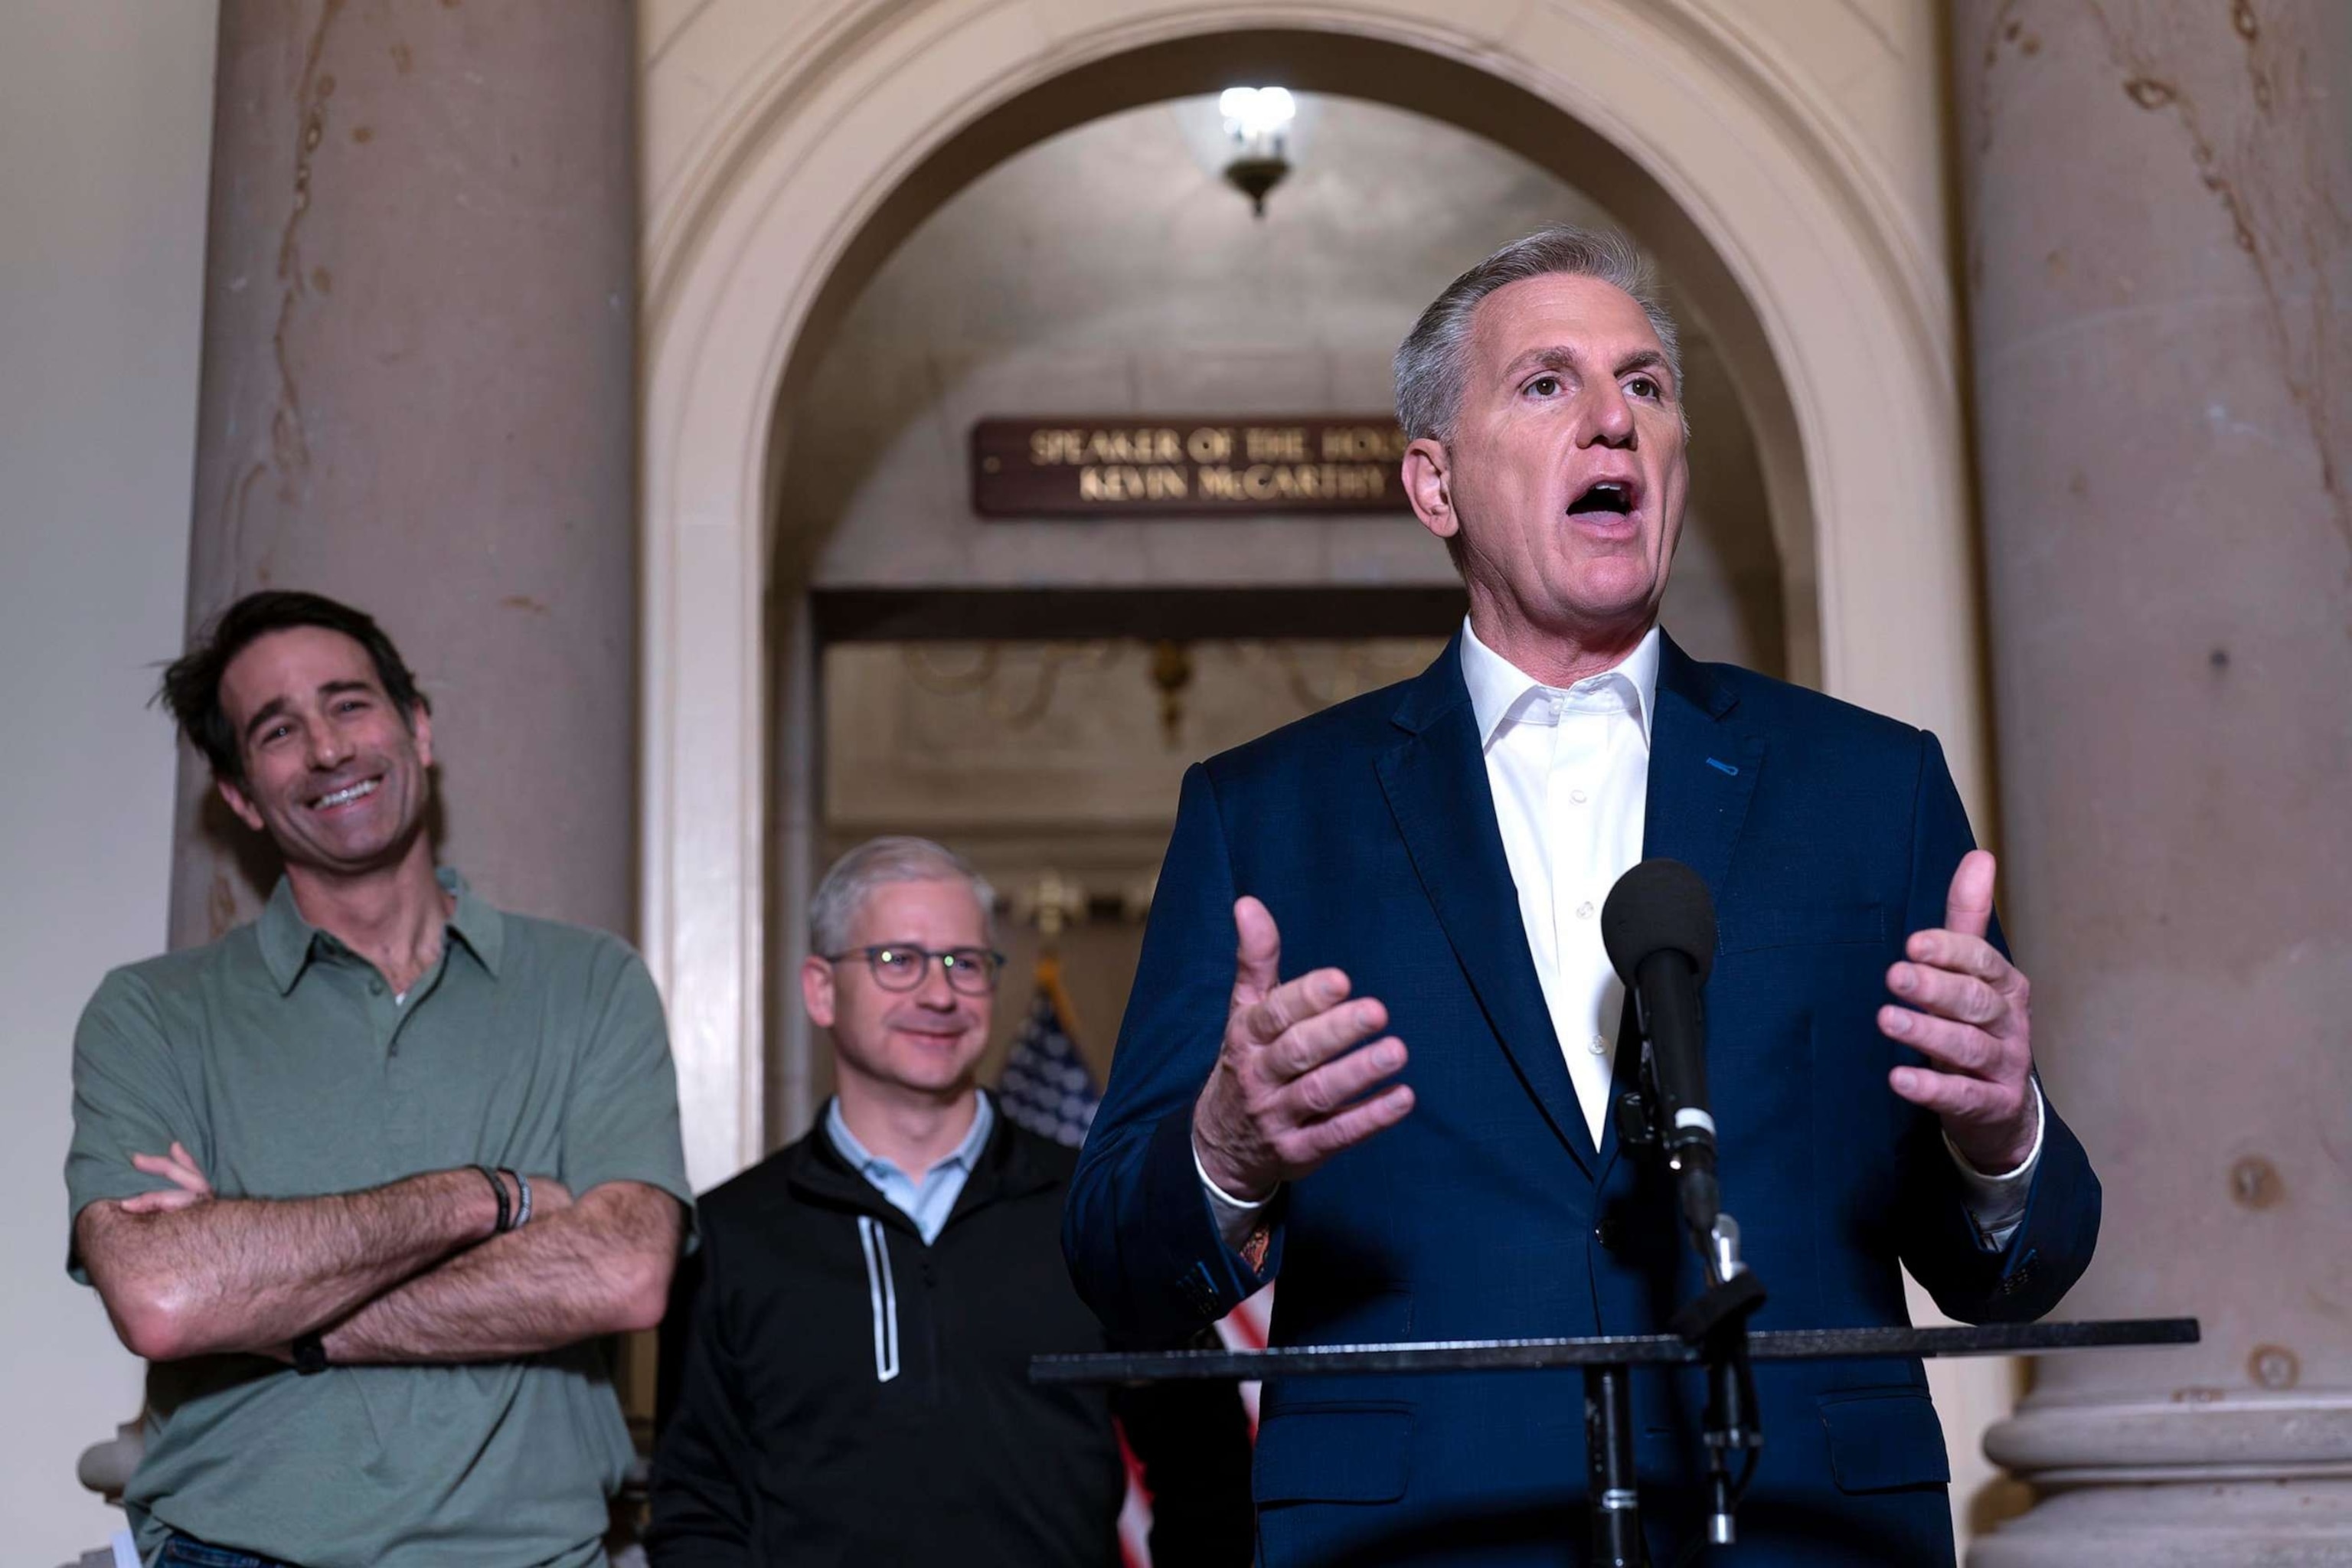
[1957,0,2352,1558]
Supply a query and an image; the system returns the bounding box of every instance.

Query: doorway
[792,585,1466,1132]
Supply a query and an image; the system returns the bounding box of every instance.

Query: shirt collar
[255,864,503,995]
[437,867,504,979]
[256,877,318,995]
[1459,616,1661,750]
[825,1090,996,1183]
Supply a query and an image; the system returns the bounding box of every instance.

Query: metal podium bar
[1031,1316,2200,1385]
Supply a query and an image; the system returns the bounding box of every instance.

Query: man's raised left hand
[1880,849,2039,1172]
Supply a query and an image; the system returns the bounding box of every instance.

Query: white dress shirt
[1199,620,2040,1251]
[1462,616,1658,1148]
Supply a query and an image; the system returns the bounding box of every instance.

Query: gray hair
[809,835,998,953]
[1394,225,1684,447]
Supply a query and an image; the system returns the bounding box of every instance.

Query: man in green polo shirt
[66,590,693,1568]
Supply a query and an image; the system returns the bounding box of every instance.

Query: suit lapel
[1641,633,1763,893]
[1377,640,1598,1177]
[1597,633,1763,1178]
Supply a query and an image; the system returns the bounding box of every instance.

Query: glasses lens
[942,949,999,994]
[869,948,925,990]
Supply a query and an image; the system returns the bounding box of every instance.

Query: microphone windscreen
[1601,858,1718,985]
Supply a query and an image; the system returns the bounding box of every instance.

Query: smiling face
[214,626,435,878]
[803,877,996,1107]
[1404,271,1690,672]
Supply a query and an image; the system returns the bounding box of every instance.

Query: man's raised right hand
[1191,896,1415,1201]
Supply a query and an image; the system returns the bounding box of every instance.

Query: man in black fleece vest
[647,836,1253,1566]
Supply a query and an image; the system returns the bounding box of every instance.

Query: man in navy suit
[1063,227,2099,1566]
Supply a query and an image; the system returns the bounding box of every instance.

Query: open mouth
[312,777,381,810]
[1568,479,1638,518]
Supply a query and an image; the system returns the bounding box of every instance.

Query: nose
[1581,379,1637,449]
[307,714,354,772]
[912,956,959,1010]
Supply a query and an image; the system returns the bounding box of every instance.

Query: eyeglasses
[820,944,1007,995]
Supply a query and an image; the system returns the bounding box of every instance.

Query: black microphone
[1605,861,1766,1551]
[1601,858,1720,1244]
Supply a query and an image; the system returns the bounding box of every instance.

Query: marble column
[1953,2,2352,1561]
[171,0,636,943]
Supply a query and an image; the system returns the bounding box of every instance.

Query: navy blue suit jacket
[1064,632,2099,1566]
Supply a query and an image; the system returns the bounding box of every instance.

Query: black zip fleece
[647,1114,1253,1566]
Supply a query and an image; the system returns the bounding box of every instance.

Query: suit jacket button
[1594,1220,1620,1252]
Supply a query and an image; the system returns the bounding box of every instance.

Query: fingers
[172,1142,213,1194]
[1276,1083,1416,1170]
[1266,996,1387,1080]
[1886,957,2006,1030]
[119,1187,207,1214]
[1282,1036,1406,1118]
[1903,926,2012,985]
[1879,1005,2004,1075]
[1888,1063,2024,1128]
[1240,967,1355,1050]
[1230,897,1282,1010]
[131,1148,212,1196]
[1943,850,1996,941]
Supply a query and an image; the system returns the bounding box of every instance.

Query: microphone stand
[1615,1042,1767,1557]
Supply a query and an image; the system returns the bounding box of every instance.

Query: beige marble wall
[1956,1,2352,1560]
[1,8,217,1559]
[173,1,639,942]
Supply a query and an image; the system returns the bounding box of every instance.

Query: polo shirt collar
[439,867,505,979]
[1459,615,1661,750]
[256,877,317,995]
[255,865,504,995]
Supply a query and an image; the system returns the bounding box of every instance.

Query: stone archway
[637,0,1998,1531]
[639,0,1980,1187]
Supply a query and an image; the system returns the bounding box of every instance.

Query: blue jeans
[158,1535,305,1568]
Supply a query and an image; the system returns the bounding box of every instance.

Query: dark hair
[158,590,429,784]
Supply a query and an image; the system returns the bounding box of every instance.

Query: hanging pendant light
[1218,87,1297,217]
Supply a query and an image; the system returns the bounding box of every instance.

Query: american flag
[996,958,1101,1148]
[998,958,1272,1566]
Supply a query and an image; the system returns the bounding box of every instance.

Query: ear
[408,703,434,770]
[800,953,838,1030]
[1403,437,1458,545]
[216,775,266,834]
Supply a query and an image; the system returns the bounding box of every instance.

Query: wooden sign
[972,416,1412,517]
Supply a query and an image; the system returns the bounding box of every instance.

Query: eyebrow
[1501,345,1674,388]
[239,680,377,745]
[241,697,292,745]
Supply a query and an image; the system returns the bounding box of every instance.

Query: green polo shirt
[65,870,692,1568]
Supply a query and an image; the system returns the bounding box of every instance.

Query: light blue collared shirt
[825,1092,995,1245]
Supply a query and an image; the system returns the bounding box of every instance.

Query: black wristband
[291,1331,328,1376]
[475,1164,510,1234]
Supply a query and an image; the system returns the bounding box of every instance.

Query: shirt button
[368,979,384,995]
[1570,788,1589,805]
[1589,1034,1607,1055]
[1576,900,1595,920]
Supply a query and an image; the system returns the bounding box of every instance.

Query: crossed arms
[76,1145,681,1365]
